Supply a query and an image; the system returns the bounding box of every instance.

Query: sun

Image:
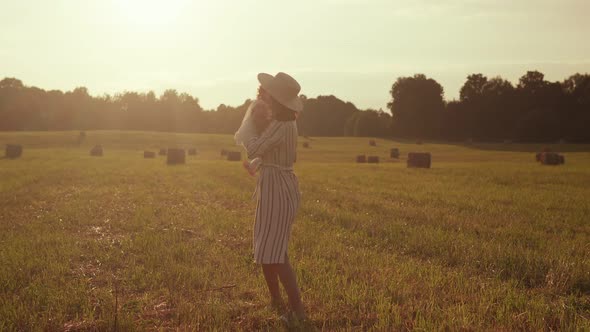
[113,0,189,28]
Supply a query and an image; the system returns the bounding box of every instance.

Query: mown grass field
[1,131,589,331]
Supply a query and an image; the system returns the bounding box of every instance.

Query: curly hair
[257,86,268,100]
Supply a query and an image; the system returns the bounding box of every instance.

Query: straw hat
[257,72,303,112]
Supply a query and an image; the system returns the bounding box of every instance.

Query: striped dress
[245,120,300,264]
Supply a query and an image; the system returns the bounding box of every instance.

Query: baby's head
[252,100,271,118]
[252,100,272,134]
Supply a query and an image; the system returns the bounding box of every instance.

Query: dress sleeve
[245,121,285,159]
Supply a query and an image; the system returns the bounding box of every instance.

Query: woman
[244,72,305,321]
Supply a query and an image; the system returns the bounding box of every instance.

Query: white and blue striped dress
[245,120,300,264]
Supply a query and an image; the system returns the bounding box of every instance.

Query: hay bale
[167,148,186,165]
[367,156,379,164]
[5,144,23,159]
[356,155,366,163]
[302,142,310,148]
[369,140,377,147]
[390,148,400,159]
[540,152,564,165]
[407,152,431,168]
[159,148,167,156]
[540,152,561,165]
[416,140,423,145]
[144,151,156,158]
[90,145,103,157]
[221,149,228,156]
[188,148,198,156]
[535,152,542,162]
[227,151,242,161]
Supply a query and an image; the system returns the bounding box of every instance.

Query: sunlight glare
[113,0,191,28]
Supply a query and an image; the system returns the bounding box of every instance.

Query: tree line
[389,71,590,142]
[1,71,588,142]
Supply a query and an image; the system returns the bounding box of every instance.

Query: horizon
[2,0,589,110]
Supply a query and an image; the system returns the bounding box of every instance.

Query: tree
[518,70,547,93]
[459,74,488,102]
[481,77,515,99]
[298,95,359,136]
[564,73,590,107]
[387,74,445,139]
[0,78,24,89]
[356,109,391,137]
[478,77,516,140]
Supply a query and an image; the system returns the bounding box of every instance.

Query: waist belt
[252,163,294,199]
[260,163,294,172]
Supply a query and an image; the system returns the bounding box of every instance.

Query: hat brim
[257,73,274,88]
[257,73,303,112]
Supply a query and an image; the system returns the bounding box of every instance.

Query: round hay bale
[227,151,242,161]
[302,142,310,148]
[540,152,560,165]
[90,145,103,157]
[369,140,377,147]
[159,148,167,156]
[356,155,367,163]
[188,148,198,156]
[221,149,228,157]
[559,154,565,164]
[407,152,431,168]
[144,151,156,158]
[5,144,23,159]
[367,156,379,164]
[390,148,400,159]
[535,152,542,162]
[167,148,186,165]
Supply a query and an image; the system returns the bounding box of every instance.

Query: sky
[1,0,589,110]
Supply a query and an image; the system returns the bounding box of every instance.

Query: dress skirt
[253,166,300,264]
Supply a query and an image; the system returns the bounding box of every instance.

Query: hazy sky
[1,0,589,110]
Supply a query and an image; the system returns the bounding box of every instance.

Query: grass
[0,131,589,331]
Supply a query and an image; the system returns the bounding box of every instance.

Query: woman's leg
[261,264,283,305]
[276,256,305,318]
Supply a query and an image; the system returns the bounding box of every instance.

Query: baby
[234,91,272,176]
[243,100,272,175]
